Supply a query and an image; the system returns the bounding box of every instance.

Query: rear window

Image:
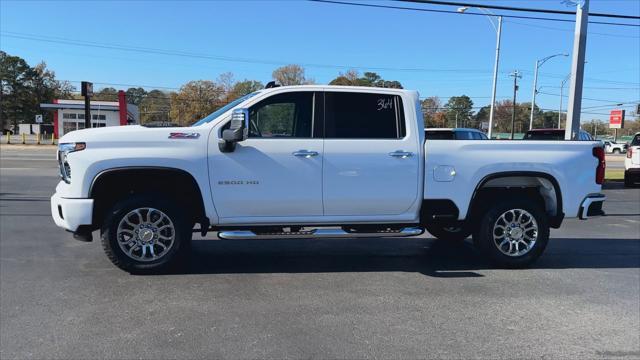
[632,134,640,146]
[324,92,405,139]
[425,130,454,140]
[524,131,564,140]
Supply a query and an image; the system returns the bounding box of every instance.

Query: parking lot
[1,146,639,359]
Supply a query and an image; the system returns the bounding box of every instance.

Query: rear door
[321,91,420,216]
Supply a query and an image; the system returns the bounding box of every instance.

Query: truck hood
[58,125,209,146]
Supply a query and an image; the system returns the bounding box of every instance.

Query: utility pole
[509,70,522,140]
[565,0,589,140]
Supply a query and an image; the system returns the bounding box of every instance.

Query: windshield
[191,92,259,126]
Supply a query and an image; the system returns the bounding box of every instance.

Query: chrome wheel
[492,208,538,257]
[116,208,175,262]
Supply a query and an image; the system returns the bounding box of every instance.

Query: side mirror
[219,108,248,152]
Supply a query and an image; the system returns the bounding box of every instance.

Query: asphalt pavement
[1,146,639,359]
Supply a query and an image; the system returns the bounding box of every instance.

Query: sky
[1,0,639,121]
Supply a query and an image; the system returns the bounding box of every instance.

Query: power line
[397,0,640,20]
[504,19,640,38]
[0,31,496,74]
[310,0,640,27]
[537,91,638,103]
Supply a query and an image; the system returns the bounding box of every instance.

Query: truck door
[321,91,420,216]
[209,91,324,220]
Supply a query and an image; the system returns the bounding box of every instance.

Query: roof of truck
[262,84,416,94]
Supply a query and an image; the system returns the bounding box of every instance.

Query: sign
[609,109,625,129]
[480,121,489,130]
[81,81,93,97]
[35,114,43,123]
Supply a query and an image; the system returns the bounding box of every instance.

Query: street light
[559,73,571,128]
[457,6,502,139]
[530,53,568,130]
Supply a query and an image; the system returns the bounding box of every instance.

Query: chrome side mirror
[219,108,248,152]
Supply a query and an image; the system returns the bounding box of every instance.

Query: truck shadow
[175,237,640,277]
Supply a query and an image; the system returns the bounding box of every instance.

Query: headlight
[58,142,86,183]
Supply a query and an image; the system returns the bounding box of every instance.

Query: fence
[1,133,57,145]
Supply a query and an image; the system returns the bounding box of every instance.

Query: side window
[471,132,484,140]
[324,92,405,139]
[248,92,314,138]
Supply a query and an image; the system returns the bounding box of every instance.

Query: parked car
[624,132,640,187]
[523,128,594,141]
[603,140,627,154]
[425,128,488,140]
[51,85,606,273]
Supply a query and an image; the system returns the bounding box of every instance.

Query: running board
[217,227,424,240]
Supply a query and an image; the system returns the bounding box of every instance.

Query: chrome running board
[218,227,424,240]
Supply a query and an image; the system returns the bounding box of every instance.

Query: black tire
[426,223,471,241]
[473,199,549,268]
[101,194,191,274]
[613,148,621,154]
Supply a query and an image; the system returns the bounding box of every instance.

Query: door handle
[293,150,319,158]
[389,150,413,158]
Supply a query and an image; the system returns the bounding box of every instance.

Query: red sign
[609,109,625,129]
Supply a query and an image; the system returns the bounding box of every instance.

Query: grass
[605,169,625,181]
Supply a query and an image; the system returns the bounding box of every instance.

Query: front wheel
[613,148,621,154]
[101,195,191,274]
[426,223,471,241]
[473,199,549,268]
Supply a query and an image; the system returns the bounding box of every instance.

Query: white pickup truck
[51,85,607,273]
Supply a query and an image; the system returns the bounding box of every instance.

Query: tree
[421,96,442,127]
[93,87,119,101]
[444,96,474,128]
[125,87,147,106]
[0,51,75,131]
[329,70,403,89]
[272,64,313,86]
[139,90,170,123]
[228,80,263,99]
[169,80,224,126]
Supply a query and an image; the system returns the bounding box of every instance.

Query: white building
[40,90,139,138]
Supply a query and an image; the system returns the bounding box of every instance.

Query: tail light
[593,147,605,185]
[627,148,633,159]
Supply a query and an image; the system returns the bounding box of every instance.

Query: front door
[209,91,323,221]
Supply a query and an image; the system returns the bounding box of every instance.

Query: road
[1,146,639,359]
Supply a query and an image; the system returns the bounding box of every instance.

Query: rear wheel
[101,194,191,273]
[613,148,621,154]
[473,199,549,268]
[426,223,471,241]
